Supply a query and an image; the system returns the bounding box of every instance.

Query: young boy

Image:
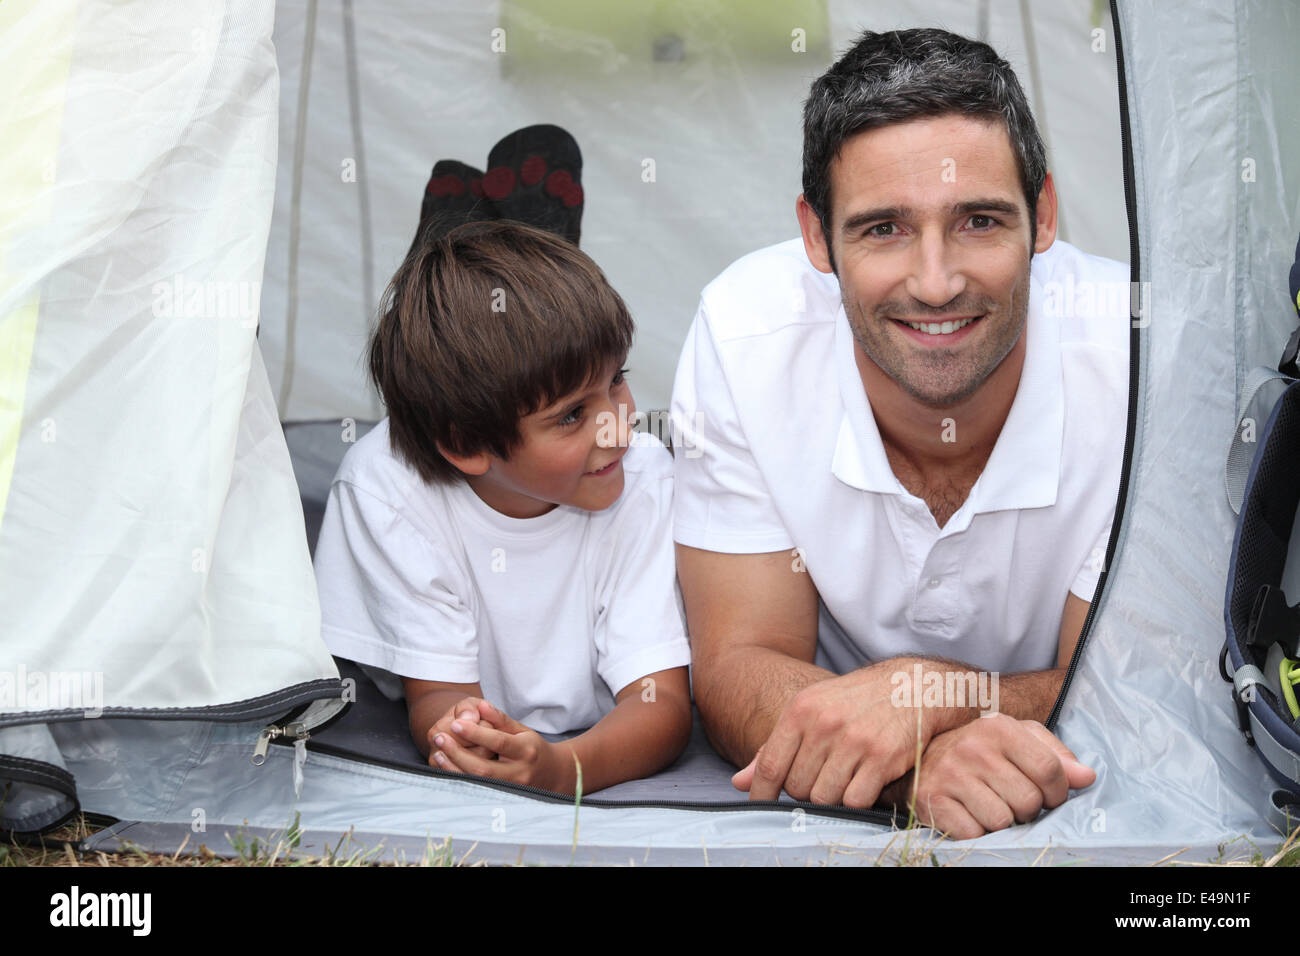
[312,220,692,795]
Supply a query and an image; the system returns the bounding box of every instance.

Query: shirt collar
[830,272,1064,514]
[831,306,905,495]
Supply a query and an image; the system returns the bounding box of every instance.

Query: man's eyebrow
[951,198,1021,218]
[841,206,913,235]
[840,199,1022,235]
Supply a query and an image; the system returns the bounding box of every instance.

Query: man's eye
[967,215,996,230]
[866,222,896,237]
[559,405,583,427]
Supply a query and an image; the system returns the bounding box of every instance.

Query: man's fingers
[747,728,802,802]
[808,746,866,806]
[782,733,838,802]
[842,761,889,810]
[731,758,756,793]
[946,780,1018,836]
[1064,760,1096,790]
[1019,721,1096,798]
[913,792,985,842]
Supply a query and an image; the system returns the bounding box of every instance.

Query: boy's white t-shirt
[312,420,691,735]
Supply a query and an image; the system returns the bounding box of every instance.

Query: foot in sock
[408,159,497,257]
[483,124,584,246]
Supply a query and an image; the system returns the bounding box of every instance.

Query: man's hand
[882,714,1096,839]
[731,658,962,807]
[431,700,576,793]
[427,695,499,762]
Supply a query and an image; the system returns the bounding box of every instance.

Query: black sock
[483,124,584,246]
[408,159,497,258]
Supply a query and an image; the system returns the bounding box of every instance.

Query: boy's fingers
[478,700,522,733]
[454,717,523,760]
[455,698,484,723]
[433,732,499,777]
[428,749,462,773]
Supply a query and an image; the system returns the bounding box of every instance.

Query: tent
[2,0,1297,865]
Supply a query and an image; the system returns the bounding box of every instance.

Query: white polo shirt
[670,238,1128,675]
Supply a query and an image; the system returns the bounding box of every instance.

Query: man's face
[807,114,1051,408]
[468,356,636,518]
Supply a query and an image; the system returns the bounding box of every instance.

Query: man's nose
[904,232,967,307]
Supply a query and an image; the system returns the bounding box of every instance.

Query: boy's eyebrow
[840,198,1022,234]
[538,361,627,422]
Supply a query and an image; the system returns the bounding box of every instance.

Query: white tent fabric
[2,0,1298,862]
[0,0,340,719]
[261,0,1128,422]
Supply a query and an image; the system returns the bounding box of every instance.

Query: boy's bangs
[521,324,633,419]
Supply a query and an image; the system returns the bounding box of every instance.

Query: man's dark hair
[802,28,1047,267]
[369,219,634,484]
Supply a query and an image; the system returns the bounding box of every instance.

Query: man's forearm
[888,657,1067,728]
[993,668,1066,722]
[694,644,834,768]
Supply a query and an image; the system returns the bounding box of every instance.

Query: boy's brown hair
[369,219,634,484]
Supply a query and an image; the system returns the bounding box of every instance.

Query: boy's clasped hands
[429,697,575,793]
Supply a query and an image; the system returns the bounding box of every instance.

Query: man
[670,28,1128,839]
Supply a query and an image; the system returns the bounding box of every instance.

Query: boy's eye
[613,367,629,386]
[558,405,584,427]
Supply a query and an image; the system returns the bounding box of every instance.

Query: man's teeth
[903,316,977,335]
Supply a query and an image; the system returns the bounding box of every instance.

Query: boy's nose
[595,401,636,448]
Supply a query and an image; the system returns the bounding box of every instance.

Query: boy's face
[466,356,636,518]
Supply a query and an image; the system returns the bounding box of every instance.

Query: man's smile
[890,314,985,343]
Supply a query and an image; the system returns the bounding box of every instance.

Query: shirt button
[927,577,941,589]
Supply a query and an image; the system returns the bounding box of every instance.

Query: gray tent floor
[56,662,1281,866]
[318,660,800,806]
[81,819,1240,866]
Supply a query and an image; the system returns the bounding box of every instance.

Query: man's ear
[436,441,492,477]
[1033,171,1059,255]
[796,194,835,275]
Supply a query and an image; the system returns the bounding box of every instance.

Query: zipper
[251,696,352,765]
[1048,0,1141,729]
[252,719,309,765]
[297,736,902,826]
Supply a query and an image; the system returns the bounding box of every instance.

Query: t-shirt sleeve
[1069,515,1113,602]
[592,462,692,697]
[669,300,795,553]
[313,479,479,684]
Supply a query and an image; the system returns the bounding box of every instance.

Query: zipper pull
[251,720,310,766]
[252,724,281,765]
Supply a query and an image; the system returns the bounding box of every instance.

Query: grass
[1,812,470,867]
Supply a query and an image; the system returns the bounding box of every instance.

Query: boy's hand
[428,696,499,763]
[431,701,574,794]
